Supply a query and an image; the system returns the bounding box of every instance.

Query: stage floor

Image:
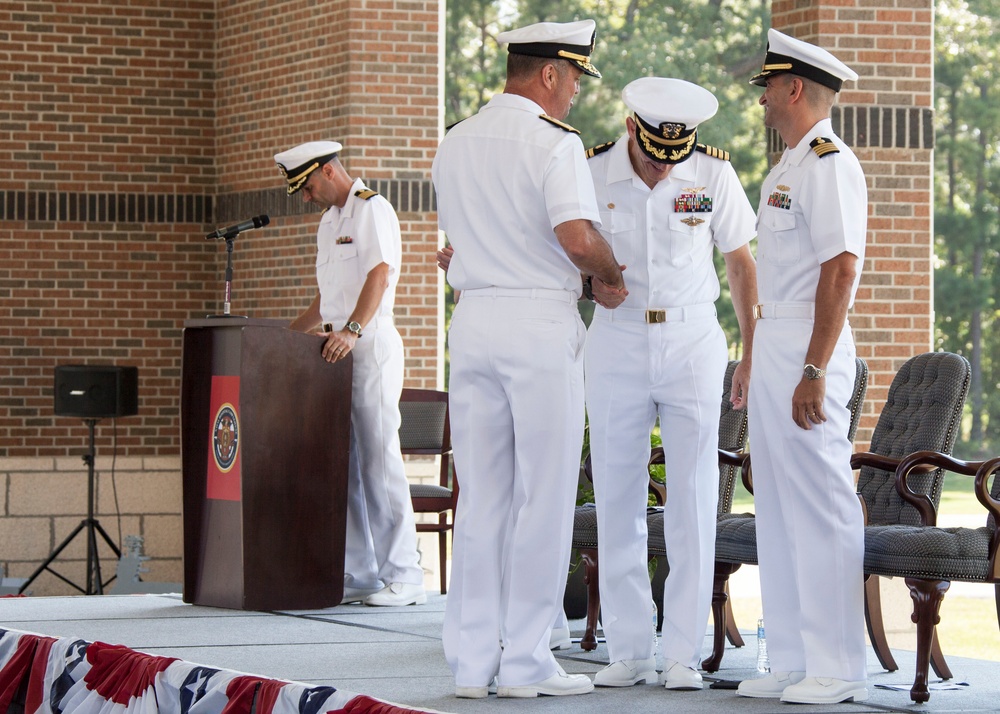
[2,591,998,713]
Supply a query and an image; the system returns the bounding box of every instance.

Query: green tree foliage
[443,0,771,353]
[934,0,1000,457]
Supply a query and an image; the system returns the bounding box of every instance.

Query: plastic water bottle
[756,617,769,672]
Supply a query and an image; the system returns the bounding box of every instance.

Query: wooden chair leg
[725,592,744,647]
[930,626,952,679]
[438,527,448,595]
[579,548,600,651]
[905,577,950,704]
[864,575,898,671]
[702,561,741,672]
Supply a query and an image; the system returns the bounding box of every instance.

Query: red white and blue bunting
[0,629,441,714]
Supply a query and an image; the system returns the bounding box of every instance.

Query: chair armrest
[974,457,1000,580]
[892,450,981,526]
[719,448,752,493]
[851,451,975,526]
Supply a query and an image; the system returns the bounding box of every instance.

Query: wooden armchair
[862,451,1000,702]
[399,388,457,595]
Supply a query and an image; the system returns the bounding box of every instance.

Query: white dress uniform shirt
[435,93,600,293]
[585,138,755,668]
[750,117,868,681]
[433,92,599,689]
[316,178,422,591]
[317,178,400,323]
[591,138,754,313]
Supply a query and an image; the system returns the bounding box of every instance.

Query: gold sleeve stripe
[540,114,580,134]
[585,141,616,158]
[809,137,840,158]
[696,144,731,162]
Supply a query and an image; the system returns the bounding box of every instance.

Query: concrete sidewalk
[1,592,996,714]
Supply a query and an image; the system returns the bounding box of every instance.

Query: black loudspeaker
[54,365,139,419]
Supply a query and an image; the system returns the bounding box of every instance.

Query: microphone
[206,214,270,240]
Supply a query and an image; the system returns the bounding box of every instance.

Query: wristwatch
[346,321,363,338]
[803,363,827,380]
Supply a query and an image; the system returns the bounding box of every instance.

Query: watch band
[803,363,827,380]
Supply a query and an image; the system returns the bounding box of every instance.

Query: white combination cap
[497,19,601,78]
[750,28,858,92]
[274,140,343,195]
[622,78,719,164]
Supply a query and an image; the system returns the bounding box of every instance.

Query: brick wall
[0,0,443,594]
[769,0,935,447]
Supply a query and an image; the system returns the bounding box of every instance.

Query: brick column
[212,0,444,389]
[769,0,935,447]
[0,0,443,594]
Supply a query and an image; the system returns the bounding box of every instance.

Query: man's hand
[792,377,827,430]
[320,328,358,363]
[436,245,454,271]
[590,267,628,308]
[729,359,751,410]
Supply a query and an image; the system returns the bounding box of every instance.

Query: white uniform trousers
[748,317,867,681]
[341,319,423,588]
[443,291,586,688]
[343,431,380,589]
[585,313,727,667]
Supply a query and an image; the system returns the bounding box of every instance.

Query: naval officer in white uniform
[276,141,426,608]
[584,78,757,691]
[735,29,869,705]
[432,20,626,699]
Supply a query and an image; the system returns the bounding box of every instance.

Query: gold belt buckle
[645,310,666,324]
[752,304,763,320]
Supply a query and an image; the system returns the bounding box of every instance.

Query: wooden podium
[180,318,352,610]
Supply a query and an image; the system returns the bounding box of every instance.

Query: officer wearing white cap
[275,140,426,608]
[433,18,626,699]
[736,28,868,705]
[583,77,758,691]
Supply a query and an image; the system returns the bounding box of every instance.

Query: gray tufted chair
[850,351,970,679]
[706,356,869,672]
[571,360,746,651]
[863,451,1000,703]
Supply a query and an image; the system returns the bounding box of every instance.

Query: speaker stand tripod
[19,418,121,595]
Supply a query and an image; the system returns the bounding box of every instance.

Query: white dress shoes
[455,676,498,699]
[662,659,703,690]
[497,669,594,698]
[780,676,868,704]
[363,582,427,607]
[594,658,657,687]
[339,585,382,604]
[737,670,806,698]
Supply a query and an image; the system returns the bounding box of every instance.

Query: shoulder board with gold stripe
[354,189,378,200]
[445,117,468,132]
[585,141,616,159]
[810,137,840,159]
[696,144,730,161]
[540,114,580,134]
